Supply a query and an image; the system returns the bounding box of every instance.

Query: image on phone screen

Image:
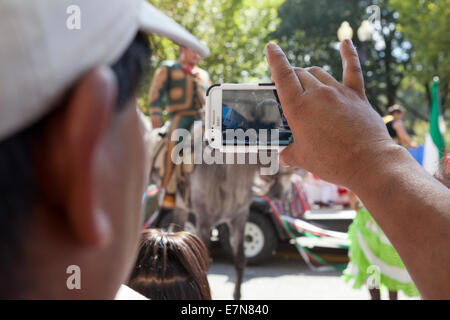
[221,89,292,146]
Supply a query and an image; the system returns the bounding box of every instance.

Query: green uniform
[148,61,205,123]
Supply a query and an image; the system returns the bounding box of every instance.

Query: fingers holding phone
[265,41,393,188]
[205,83,293,153]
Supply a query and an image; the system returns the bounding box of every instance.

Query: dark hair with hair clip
[128,229,211,300]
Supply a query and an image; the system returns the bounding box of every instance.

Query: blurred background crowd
[139,0,449,153]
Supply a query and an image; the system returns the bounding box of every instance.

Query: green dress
[343,207,420,297]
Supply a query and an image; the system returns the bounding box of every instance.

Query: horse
[185,154,295,300]
[144,105,290,299]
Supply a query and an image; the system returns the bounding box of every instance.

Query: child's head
[128,229,211,300]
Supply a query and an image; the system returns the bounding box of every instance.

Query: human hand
[151,115,162,128]
[265,40,395,188]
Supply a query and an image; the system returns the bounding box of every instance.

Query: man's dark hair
[0,32,151,296]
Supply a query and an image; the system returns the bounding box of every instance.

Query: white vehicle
[144,179,354,265]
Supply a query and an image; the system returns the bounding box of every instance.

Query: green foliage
[139,0,284,109]
[271,0,412,115]
[139,0,448,145]
[396,77,429,126]
[390,0,450,114]
[271,0,364,77]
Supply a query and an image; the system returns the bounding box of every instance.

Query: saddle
[148,121,197,194]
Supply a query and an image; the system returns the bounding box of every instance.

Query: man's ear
[41,67,117,248]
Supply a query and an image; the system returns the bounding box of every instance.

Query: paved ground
[207,245,419,300]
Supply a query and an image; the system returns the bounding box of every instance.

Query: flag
[423,78,445,175]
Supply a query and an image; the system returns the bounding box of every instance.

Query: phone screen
[221,89,292,146]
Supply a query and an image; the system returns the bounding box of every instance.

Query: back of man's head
[0,32,151,299]
[0,0,208,299]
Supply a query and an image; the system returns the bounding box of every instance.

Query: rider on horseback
[147,47,210,209]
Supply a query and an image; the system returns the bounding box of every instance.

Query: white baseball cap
[0,0,210,141]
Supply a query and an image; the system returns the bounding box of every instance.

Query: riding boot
[162,193,176,209]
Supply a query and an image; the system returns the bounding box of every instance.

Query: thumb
[340,39,365,97]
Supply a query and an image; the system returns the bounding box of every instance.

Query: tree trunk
[383,33,397,108]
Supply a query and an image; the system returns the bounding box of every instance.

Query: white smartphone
[205,83,292,152]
